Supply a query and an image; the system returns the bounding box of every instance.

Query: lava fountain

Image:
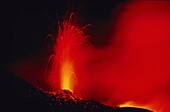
[53,13,90,92]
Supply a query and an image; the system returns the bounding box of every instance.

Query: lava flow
[119,101,155,112]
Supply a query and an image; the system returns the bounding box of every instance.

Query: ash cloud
[76,1,170,112]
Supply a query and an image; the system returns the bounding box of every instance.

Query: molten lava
[119,102,155,112]
[54,14,89,92]
[60,60,74,91]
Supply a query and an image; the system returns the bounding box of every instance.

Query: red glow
[50,1,170,112]
[82,1,170,112]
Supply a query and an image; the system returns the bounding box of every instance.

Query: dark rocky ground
[31,89,153,112]
[0,67,152,112]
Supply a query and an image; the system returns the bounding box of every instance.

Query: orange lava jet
[54,14,89,92]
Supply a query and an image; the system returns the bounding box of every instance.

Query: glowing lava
[60,60,74,91]
[54,14,89,92]
[119,102,155,112]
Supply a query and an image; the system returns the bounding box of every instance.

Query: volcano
[31,89,153,112]
[45,15,153,112]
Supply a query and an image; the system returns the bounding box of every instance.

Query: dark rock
[31,89,153,112]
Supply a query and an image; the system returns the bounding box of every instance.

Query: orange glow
[60,60,74,91]
[119,102,156,112]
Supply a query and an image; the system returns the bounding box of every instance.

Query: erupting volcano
[3,0,170,112]
[45,13,154,112]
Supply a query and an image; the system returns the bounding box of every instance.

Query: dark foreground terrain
[0,67,152,112]
[31,89,152,112]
